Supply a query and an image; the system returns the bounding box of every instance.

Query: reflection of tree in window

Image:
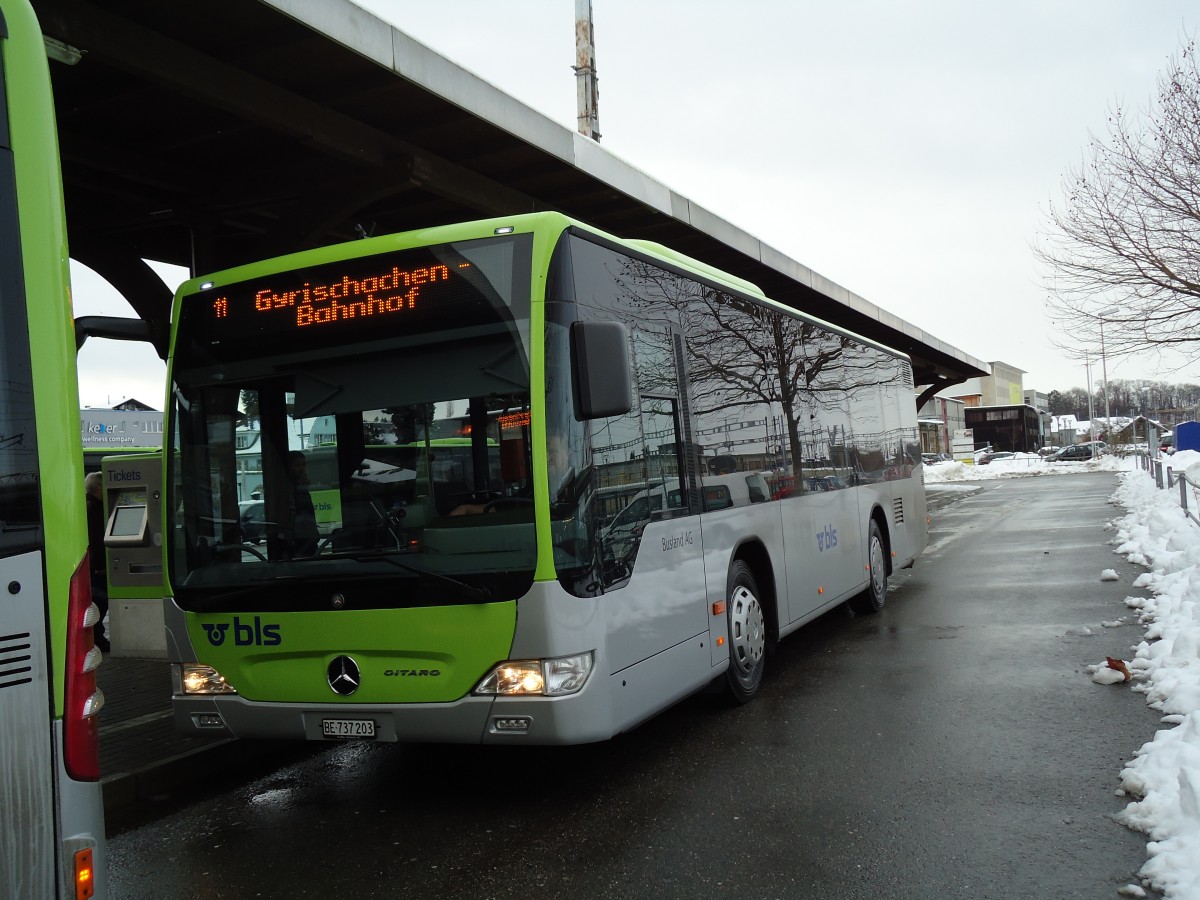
[841,340,917,479]
[560,240,690,583]
[240,389,260,424]
[610,258,889,485]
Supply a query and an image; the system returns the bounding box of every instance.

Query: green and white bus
[1,1,106,896]
[167,211,926,744]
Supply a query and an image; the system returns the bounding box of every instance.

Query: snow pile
[923,452,1136,483]
[1110,460,1200,898]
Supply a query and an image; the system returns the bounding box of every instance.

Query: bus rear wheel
[850,519,887,615]
[725,560,766,703]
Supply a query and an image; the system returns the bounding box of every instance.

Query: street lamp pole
[1100,318,1111,440]
[1085,351,1095,440]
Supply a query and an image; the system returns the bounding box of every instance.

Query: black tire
[849,519,887,615]
[724,560,766,704]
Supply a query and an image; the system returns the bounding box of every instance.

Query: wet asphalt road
[107,473,1162,899]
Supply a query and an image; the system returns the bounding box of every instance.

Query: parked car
[921,453,948,466]
[239,500,268,543]
[601,472,770,559]
[977,451,1014,465]
[1049,444,1098,462]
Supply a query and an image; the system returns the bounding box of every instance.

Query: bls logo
[201,616,282,647]
[816,524,838,552]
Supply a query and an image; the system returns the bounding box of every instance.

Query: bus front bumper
[172,683,614,746]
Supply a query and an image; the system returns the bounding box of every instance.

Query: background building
[964,404,1042,453]
[941,361,1027,408]
[917,395,965,455]
[80,401,162,453]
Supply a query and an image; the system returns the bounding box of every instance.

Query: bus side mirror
[570,321,632,420]
[74,315,165,358]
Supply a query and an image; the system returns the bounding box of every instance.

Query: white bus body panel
[601,514,709,675]
[0,551,56,900]
[53,720,108,899]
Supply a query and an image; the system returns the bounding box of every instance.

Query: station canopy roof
[32,0,986,396]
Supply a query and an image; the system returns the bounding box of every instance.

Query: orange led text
[252,263,452,327]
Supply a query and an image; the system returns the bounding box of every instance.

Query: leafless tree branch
[1039,37,1200,366]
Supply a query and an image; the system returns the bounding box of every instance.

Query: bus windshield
[168,234,535,611]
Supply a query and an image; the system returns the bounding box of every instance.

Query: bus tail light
[64,554,104,781]
[474,651,594,697]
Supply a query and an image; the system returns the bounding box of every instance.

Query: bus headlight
[473,651,594,697]
[180,664,238,695]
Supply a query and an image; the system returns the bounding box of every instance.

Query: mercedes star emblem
[327,655,361,696]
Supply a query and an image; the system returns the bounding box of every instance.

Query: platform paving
[97,656,248,813]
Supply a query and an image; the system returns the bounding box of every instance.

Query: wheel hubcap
[729,585,765,676]
[870,536,886,597]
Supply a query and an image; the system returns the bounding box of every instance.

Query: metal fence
[1141,452,1200,528]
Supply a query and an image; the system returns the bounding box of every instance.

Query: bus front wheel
[850,519,888,615]
[724,560,766,704]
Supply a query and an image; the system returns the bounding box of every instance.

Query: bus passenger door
[797,467,863,608]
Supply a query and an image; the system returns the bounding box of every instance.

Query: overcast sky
[74,1,1197,407]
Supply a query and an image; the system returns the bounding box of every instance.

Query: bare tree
[1039,38,1200,365]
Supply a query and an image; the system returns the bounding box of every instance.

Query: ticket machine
[101,452,166,657]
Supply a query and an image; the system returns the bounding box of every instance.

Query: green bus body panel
[186,601,517,703]
[6,0,85,717]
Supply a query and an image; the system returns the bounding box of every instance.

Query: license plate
[321,718,376,739]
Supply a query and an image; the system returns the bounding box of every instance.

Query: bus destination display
[217,260,461,328]
[183,238,522,356]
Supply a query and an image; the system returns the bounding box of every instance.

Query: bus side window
[746,474,769,503]
[704,486,733,511]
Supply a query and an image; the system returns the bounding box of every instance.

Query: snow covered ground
[923,450,1133,482]
[925,451,1200,898]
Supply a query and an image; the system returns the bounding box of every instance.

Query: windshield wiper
[344,550,491,601]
